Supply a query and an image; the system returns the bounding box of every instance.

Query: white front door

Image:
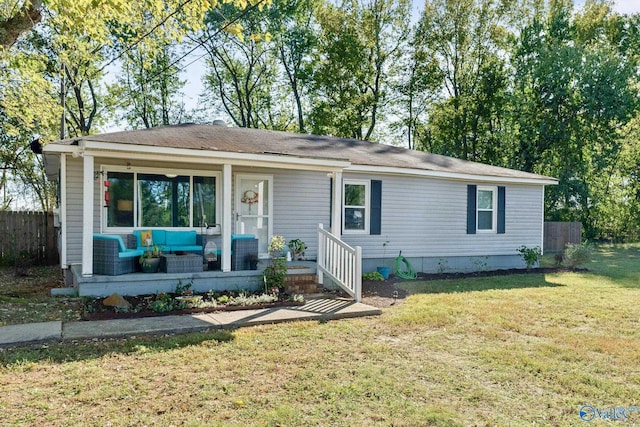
[235,174,273,258]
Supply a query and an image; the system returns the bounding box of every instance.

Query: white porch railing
[317,223,362,302]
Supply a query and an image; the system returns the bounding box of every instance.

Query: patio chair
[93,234,143,275]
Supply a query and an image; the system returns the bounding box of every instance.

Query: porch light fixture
[165,173,177,178]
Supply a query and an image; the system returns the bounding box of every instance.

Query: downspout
[541,186,545,255]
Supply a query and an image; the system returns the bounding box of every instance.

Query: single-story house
[42,123,557,299]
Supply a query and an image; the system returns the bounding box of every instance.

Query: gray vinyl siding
[341,173,544,259]
[64,160,330,262]
[65,157,84,265]
[272,170,330,260]
[64,157,543,266]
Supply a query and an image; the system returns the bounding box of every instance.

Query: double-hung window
[477,186,497,232]
[467,184,505,234]
[103,167,219,232]
[343,180,370,233]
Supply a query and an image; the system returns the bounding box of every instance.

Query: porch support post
[222,164,232,272]
[60,154,67,268]
[81,154,94,277]
[330,171,343,235]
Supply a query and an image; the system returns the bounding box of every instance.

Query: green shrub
[265,235,288,292]
[517,245,542,270]
[563,242,592,268]
[264,257,287,292]
[363,271,384,281]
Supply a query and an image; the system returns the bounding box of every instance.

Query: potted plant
[376,240,391,279]
[288,238,307,261]
[139,244,162,273]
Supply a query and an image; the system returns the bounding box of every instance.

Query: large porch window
[104,167,220,232]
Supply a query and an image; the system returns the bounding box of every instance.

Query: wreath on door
[241,190,259,205]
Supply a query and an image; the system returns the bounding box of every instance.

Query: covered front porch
[45,127,363,301]
[71,224,362,301]
[70,157,348,278]
[71,261,316,297]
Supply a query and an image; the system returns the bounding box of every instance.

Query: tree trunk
[0,0,42,48]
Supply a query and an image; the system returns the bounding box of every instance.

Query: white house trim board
[346,165,558,186]
[60,154,68,268]
[82,154,94,277]
[331,171,343,235]
[222,164,232,272]
[77,141,351,170]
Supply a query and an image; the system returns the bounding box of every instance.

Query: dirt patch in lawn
[0,265,84,326]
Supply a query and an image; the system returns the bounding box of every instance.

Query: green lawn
[1,244,639,426]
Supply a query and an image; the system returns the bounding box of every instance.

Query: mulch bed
[362,267,583,308]
[82,292,305,321]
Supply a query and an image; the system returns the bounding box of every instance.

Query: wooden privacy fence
[544,222,582,253]
[0,211,58,265]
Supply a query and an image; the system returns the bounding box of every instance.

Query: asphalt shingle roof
[55,123,555,182]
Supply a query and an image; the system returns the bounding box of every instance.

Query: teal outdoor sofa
[128,229,204,255]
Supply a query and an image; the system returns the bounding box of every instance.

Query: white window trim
[477,185,497,233]
[343,179,370,234]
[100,165,221,234]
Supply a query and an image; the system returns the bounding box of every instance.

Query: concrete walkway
[0,298,381,347]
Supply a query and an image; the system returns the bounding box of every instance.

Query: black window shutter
[467,185,477,234]
[497,186,506,234]
[370,180,382,235]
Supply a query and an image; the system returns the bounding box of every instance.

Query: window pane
[478,211,493,230]
[138,174,189,227]
[345,184,365,206]
[345,208,365,230]
[239,178,269,216]
[107,172,134,227]
[478,190,493,210]
[194,177,216,227]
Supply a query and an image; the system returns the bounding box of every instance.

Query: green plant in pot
[264,235,287,293]
[288,238,307,261]
[140,244,162,273]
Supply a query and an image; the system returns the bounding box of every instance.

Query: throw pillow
[140,230,153,247]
